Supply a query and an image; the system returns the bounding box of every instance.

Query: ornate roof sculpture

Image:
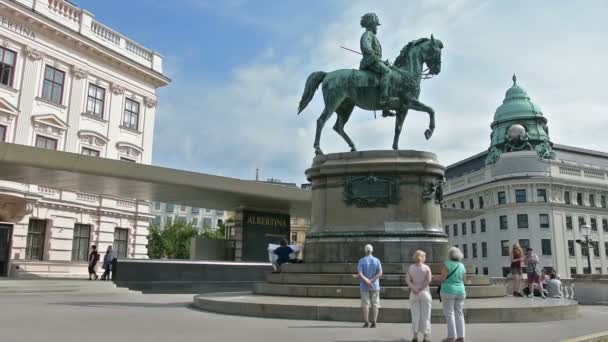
[485,75,556,165]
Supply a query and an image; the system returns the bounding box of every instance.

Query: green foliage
[200,219,226,240]
[147,220,199,259]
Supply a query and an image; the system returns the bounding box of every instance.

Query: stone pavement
[0,289,607,342]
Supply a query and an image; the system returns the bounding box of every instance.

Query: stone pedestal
[304,150,447,263]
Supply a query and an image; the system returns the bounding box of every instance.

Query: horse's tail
[297,71,326,114]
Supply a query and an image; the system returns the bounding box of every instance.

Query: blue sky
[77,1,608,184]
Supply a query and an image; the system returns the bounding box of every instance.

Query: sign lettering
[0,16,36,40]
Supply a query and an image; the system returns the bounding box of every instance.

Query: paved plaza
[0,285,607,342]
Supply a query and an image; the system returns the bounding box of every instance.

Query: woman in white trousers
[406,250,432,342]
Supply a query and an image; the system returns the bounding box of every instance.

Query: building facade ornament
[78,130,108,147]
[144,97,157,108]
[71,65,89,79]
[1,40,10,48]
[24,45,44,60]
[116,142,143,158]
[110,83,125,95]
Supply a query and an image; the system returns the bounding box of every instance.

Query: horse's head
[394,35,444,76]
[424,35,443,75]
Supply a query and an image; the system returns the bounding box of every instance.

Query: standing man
[524,247,545,298]
[359,12,397,117]
[358,244,383,328]
[88,245,100,280]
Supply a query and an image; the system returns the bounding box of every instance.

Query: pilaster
[64,66,88,153]
[15,47,43,145]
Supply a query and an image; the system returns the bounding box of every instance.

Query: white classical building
[150,203,228,232]
[0,0,169,277]
[444,77,608,278]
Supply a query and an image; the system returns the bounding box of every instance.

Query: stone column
[15,46,44,145]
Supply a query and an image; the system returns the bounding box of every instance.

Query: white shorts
[360,290,380,308]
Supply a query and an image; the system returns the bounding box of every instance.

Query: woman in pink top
[406,250,432,342]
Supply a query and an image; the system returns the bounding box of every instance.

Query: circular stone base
[193,292,579,323]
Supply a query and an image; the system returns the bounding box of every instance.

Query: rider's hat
[360,13,380,28]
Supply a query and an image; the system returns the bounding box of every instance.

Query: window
[472,243,477,258]
[595,267,602,274]
[590,194,596,207]
[166,216,172,225]
[603,219,608,233]
[445,225,449,236]
[191,207,200,214]
[568,240,575,256]
[480,218,486,233]
[166,204,175,213]
[578,216,586,229]
[499,215,508,230]
[154,202,161,211]
[451,203,456,208]
[483,267,488,275]
[583,267,591,275]
[86,84,105,117]
[460,201,465,209]
[461,222,467,235]
[35,135,57,150]
[453,224,458,236]
[539,214,550,228]
[72,224,91,261]
[191,217,198,227]
[517,214,529,228]
[498,191,507,205]
[153,215,161,225]
[120,157,136,162]
[469,199,474,209]
[291,232,298,242]
[564,191,571,205]
[203,217,212,229]
[515,189,527,203]
[605,242,608,257]
[478,196,484,209]
[0,47,16,87]
[42,66,65,104]
[180,205,187,212]
[582,244,589,257]
[566,216,573,230]
[537,188,547,202]
[576,193,583,206]
[113,228,128,258]
[602,195,607,208]
[0,124,6,142]
[570,267,577,276]
[482,242,487,257]
[81,147,100,157]
[502,267,511,277]
[591,218,597,231]
[501,240,509,256]
[176,216,187,223]
[541,239,552,255]
[593,242,599,257]
[471,220,476,234]
[462,244,468,258]
[216,209,224,215]
[123,98,140,130]
[518,239,530,251]
[26,219,46,260]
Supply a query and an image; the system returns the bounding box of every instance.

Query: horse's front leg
[406,98,435,140]
[392,109,408,150]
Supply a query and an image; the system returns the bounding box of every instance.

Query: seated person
[546,273,563,298]
[272,238,293,273]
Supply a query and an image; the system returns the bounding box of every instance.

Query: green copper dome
[493,74,543,122]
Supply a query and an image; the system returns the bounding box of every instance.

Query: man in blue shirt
[357,244,383,328]
[272,238,293,273]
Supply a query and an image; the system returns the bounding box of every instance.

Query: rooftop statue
[298,13,444,155]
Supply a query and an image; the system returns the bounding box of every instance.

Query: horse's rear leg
[392,109,408,150]
[314,106,335,156]
[333,101,356,151]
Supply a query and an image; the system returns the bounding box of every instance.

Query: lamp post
[576,224,594,274]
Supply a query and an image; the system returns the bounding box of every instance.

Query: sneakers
[370,322,376,328]
[362,322,369,328]
[527,293,534,298]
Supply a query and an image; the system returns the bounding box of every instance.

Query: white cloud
[154,0,608,183]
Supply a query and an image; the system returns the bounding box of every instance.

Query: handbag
[437,263,462,302]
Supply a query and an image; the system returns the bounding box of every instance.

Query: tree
[147,220,198,259]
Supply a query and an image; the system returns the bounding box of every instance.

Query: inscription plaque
[343,175,400,208]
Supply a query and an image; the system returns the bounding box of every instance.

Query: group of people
[358,244,467,342]
[87,245,116,281]
[510,243,562,298]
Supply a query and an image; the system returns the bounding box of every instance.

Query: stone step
[193,292,579,323]
[253,283,506,299]
[0,280,140,295]
[281,263,476,274]
[267,273,490,286]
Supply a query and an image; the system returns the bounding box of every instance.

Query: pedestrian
[510,243,524,297]
[100,245,114,281]
[434,247,466,342]
[546,273,563,298]
[88,245,100,280]
[524,247,545,299]
[406,250,432,342]
[272,238,293,273]
[357,244,383,328]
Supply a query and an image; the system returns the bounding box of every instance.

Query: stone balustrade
[491,277,576,299]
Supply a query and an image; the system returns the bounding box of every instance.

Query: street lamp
[576,224,594,274]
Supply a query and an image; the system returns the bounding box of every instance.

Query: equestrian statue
[297,12,444,155]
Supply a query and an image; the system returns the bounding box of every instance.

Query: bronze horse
[298,36,443,155]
